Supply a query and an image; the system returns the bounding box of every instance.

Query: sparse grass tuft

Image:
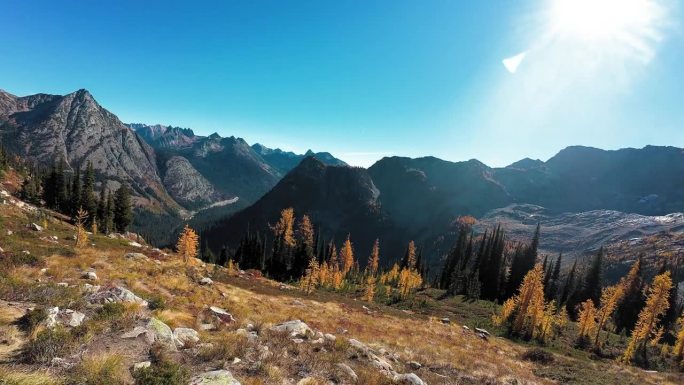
[198,332,251,362]
[0,366,62,385]
[132,358,189,385]
[22,327,82,364]
[68,353,128,385]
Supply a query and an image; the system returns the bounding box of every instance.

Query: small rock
[209,306,236,323]
[28,222,44,231]
[336,363,358,382]
[60,309,85,327]
[145,318,177,350]
[21,250,30,255]
[57,282,69,287]
[324,333,337,342]
[50,357,74,369]
[231,357,241,365]
[440,317,451,324]
[271,320,312,338]
[87,285,148,307]
[200,277,214,285]
[128,241,143,248]
[6,230,12,236]
[0,246,4,252]
[133,361,151,371]
[475,327,491,337]
[292,338,305,344]
[121,326,147,339]
[190,370,240,385]
[462,325,470,331]
[124,252,148,261]
[394,373,426,385]
[174,327,200,348]
[407,361,422,370]
[82,271,98,280]
[200,323,217,331]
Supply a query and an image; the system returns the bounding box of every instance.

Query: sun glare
[551,0,657,40]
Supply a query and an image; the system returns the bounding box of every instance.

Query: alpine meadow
[1,1,684,385]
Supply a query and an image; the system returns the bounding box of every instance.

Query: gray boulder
[174,327,200,348]
[271,320,312,338]
[394,373,426,385]
[190,369,241,385]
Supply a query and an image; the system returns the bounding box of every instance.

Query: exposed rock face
[162,156,222,207]
[0,89,176,210]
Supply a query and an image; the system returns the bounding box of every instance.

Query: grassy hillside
[1,186,683,384]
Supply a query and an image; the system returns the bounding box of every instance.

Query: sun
[550,0,659,41]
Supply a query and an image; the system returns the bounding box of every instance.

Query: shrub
[198,332,250,362]
[69,354,128,385]
[146,294,166,311]
[17,307,48,335]
[94,303,126,321]
[132,359,190,385]
[521,348,555,365]
[22,327,79,364]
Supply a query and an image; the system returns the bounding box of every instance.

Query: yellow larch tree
[622,271,673,363]
[397,267,422,299]
[577,300,598,339]
[406,241,417,269]
[363,275,376,302]
[593,283,626,348]
[339,234,355,275]
[674,312,684,366]
[273,208,296,248]
[74,208,89,248]
[380,263,400,285]
[367,238,380,276]
[493,264,560,342]
[300,256,320,294]
[296,215,314,253]
[176,224,199,263]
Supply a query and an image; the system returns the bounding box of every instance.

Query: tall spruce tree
[113,184,133,232]
[615,256,645,334]
[505,223,540,299]
[81,162,97,224]
[582,247,604,307]
[70,167,82,215]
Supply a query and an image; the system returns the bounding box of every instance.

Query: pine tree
[176,225,199,263]
[80,162,97,224]
[583,247,604,306]
[546,253,562,300]
[367,238,380,276]
[96,187,107,229]
[105,191,115,234]
[615,257,645,334]
[70,167,82,215]
[54,159,67,212]
[560,259,579,315]
[113,184,133,232]
[506,224,540,299]
[622,272,673,363]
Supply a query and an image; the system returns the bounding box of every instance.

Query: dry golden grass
[0,366,61,385]
[2,201,683,385]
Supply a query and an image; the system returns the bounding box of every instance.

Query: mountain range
[2,87,684,269]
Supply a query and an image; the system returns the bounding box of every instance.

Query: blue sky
[1,0,682,167]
